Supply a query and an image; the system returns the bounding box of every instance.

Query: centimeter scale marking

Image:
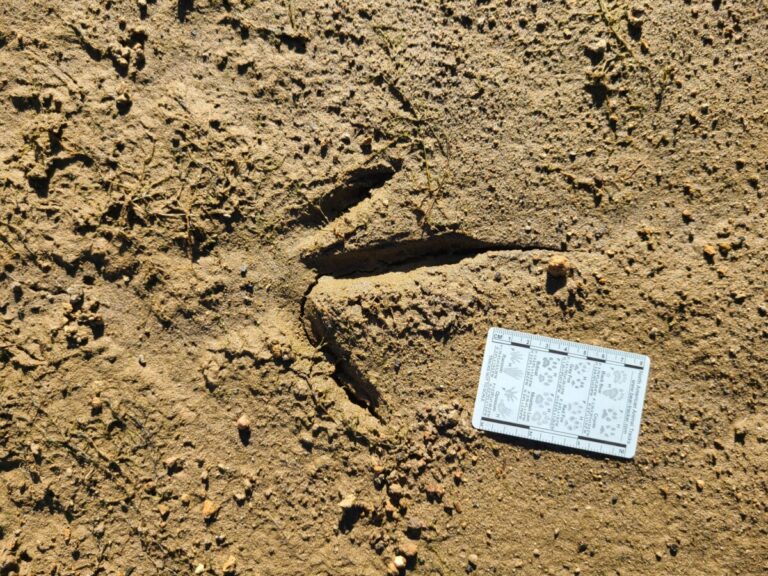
[472,328,651,458]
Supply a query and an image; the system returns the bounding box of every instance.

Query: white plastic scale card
[472,328,650,458]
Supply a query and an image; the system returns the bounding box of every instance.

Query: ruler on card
[471,328,650,458]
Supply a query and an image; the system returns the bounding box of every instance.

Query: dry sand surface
[1,1,768,575]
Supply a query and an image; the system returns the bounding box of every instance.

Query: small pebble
[406,516,423,538]
[546,255,571,278]
[202,499,220,521]
[388,482,403,497]
[399,540,418,558]
[90,395,103,412]
[338,493,356,510]
[468,553,479,567]
[584,38,607,60]
[222,555,237,575]
[393,555,407,569]
[237,415,251,432]
[425,482,444,499]
[68,288,84,310]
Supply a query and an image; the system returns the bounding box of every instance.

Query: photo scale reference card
[472,328,650,458]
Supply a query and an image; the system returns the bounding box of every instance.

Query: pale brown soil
[1,1,767,575]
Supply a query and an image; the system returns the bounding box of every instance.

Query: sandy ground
[1,1,768,575]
